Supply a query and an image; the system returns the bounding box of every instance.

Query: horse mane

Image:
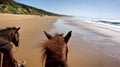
[0,27,17,32]
[42,34,63,58]
[0,27,17,40]
[42,33,68,66]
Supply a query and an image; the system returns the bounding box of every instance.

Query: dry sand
[0,14,58,67]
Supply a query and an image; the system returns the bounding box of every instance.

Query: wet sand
[0,14,120,67]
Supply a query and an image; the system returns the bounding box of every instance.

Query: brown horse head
[43,31,72,67]
[0,27,20,67]
[11,27,20,47]
[0,27,20,47]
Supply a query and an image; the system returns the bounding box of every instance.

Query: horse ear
[44,31,52,40]
[64,31,72,43]
[17,27,20,31]
[15,27,20,33]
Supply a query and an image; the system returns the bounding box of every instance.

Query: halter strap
[0,43,8,47]
[0,37,9,47]
[0,37,12,54]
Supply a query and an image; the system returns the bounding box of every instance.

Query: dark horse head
[0,27,20,67]
[43,31,72,67]
[0,27,20,47]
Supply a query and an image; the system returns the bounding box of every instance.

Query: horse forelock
[43,34,65,53]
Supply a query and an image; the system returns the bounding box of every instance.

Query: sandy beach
[0,14,120,67]
[0,14,58,67]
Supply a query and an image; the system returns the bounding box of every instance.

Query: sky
[15,0,120,19]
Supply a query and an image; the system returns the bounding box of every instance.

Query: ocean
[73,17,120,32]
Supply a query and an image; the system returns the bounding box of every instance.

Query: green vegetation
[0,0,60,16]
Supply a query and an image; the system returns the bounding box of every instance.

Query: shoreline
[64,17,120,43]
[50,18,120,67]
